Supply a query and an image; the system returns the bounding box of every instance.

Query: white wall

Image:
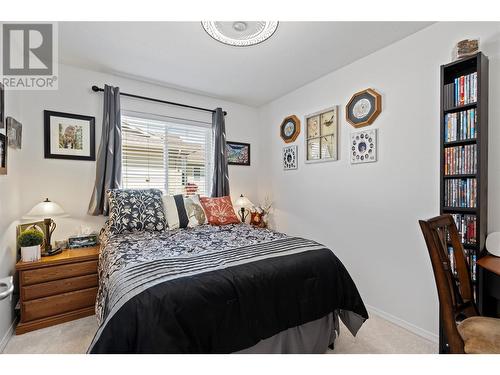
[0,89,23,350]
[258,22,500,339]
[0,63,261,343]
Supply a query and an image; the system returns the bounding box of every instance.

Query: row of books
[448,247,477,283]
[451,214,477,244]
[443,72,477,109]
[444,178,477,208]
[444,144,477,175]
[444,109,477,142]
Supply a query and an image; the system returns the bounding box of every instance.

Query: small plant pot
[21,245,41,262]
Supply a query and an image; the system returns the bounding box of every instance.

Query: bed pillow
[162,194,208,229]
[199,196,240,226]
[107,189,166,234]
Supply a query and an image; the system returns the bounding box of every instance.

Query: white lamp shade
[24,199,66,219]
[235,195,253,208]
[486,232,500,257]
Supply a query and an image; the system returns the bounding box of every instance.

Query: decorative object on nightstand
[350,129,378,164]
[283,145,298,170]
[346,88,382,128]
[17,229,44,262]
[68,234,99,249]
[15,245,100,334]
[305,106,338,162]
[24,198,67,256]
[250,198,273,228]
[280,115,300,143]
[235,194,253,223]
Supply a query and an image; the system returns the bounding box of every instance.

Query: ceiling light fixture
[201,21,279,47]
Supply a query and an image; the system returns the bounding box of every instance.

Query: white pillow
[162,194,207,229]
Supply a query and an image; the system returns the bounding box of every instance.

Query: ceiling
[59,22,433,107]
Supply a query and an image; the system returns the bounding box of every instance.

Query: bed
[88,223,368,353]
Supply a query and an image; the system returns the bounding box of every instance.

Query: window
[122,113,213,197]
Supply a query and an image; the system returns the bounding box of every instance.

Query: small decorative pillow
[199,196,240,226]
[162,194,208,229]
[107,189,166,234]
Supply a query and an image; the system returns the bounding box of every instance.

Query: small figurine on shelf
[250,197,273,228]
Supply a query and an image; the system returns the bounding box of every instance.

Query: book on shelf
[444,144,477,175]
[444,178,477,208]
[451,213,477,244]
[447,246,477,286]
[444,108,476,142]
[443,72,477,109]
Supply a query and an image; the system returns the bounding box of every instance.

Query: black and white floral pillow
[107,189,166,234]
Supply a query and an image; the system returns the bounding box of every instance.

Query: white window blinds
[122,114,213,197]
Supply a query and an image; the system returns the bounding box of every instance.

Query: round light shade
[24,198,66,219]
[235,194,253,208]
[201,21,279,47]
[486,232,500,257]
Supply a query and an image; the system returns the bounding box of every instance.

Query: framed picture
[0,83,5,129]
[0,133,7,175]
[305,106,338,163]
[227,141,250,166]
[280,115,300,143]
[6,117,22,149]
[44,110,96,161]
[283,145,298,170]
[350,129,378,164]
[346,88,381,128]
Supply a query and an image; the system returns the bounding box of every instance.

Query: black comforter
[89,225,367,353]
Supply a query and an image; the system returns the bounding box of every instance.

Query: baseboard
[366,304,439,344]
[0,317,17,353]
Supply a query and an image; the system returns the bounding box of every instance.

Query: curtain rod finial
[91,85,100,92]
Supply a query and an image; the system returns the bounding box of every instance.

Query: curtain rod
[91,85,227,116]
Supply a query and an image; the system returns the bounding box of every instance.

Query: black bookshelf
[439,52,488,353]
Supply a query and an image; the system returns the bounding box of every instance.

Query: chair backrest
[419,214,478,353]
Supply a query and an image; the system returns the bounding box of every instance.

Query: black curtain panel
[88,85,122,215]
[211,107,230,197]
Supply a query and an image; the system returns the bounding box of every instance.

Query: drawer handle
[0,276,14,301]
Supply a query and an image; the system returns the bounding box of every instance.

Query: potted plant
[18,229,44,262]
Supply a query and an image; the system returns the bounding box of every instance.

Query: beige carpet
[2,313,437,354]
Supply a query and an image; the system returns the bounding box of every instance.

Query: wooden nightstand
[15,246,100,334]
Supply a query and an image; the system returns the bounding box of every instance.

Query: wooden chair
[419,214,500,354]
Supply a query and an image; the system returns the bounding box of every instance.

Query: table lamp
[235,194,253,223]
[24,198,66,254]
[486,232,500,257]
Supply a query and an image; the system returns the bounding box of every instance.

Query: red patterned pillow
[199,196,240,226]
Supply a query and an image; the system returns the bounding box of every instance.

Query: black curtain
[88,85,122,215]
[211,108,230,197]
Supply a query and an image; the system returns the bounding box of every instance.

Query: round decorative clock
[280,115,301,143]
[346,88,382,128]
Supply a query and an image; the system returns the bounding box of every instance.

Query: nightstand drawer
[21,260,98,285]
[22,274,98,301]
[21,287,98,322]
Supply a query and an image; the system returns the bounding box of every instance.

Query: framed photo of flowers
[305,106,338,163]
[44,110,96,161]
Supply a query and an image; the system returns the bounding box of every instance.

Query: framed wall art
[44,110,96,161]
[346,88,381,128]
[350,129,378,164]
[0,83,5,129]
[227,141,250,166]
[280,115,300,143]
[305,106,338,163]
[6,117,22,149]
[283,145,298,170]
[0,133,7,175]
